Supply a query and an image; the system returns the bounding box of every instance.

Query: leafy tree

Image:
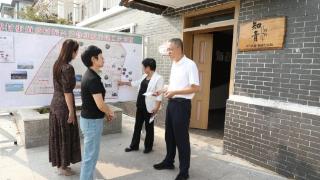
[19,5,71,25]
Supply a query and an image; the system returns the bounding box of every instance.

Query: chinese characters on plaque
[239,17,286,51]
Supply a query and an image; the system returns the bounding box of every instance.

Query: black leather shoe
[143,149,152,154]
[153,162,175,170]
[175,174,189,180]
[124,147,138,152]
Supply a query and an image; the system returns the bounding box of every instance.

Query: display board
[0,19,143,108]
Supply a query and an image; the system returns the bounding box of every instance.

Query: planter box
[15,105,122,148]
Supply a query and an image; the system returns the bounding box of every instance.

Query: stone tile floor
[0,113,288,180]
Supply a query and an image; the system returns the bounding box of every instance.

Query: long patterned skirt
[49,110,81,167]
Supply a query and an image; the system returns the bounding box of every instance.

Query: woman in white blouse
[118,58,164,153]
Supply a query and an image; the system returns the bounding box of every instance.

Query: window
[108,23,136,33]
[67,12,73,22]
[81,5,86,20]
[119,28,130,33]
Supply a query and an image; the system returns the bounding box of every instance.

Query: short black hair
[169,38,183,51]
[142,58,156,71]
[81,45,102,67]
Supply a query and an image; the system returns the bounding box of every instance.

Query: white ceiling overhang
[120,0,207,15]
[142,0,206,8]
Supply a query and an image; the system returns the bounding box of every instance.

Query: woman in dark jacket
[119,58,164,153]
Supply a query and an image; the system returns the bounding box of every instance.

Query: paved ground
[0,113,288,180]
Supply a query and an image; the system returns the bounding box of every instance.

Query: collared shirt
[168,55,200,99]
[131,72,164,113]
[81,68,106,119]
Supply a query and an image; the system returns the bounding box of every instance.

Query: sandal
[58,168,75,176]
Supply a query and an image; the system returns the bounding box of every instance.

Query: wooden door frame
[182,0,240,96]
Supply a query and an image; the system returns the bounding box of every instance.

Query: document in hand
[143,92,157,100]
[143,92,158,123]
[149,115,156,123]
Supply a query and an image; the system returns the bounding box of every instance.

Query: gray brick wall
[89,9,180,124]
[224,0,320,179]
[224,100,320,179]
[89,9,182,83]
[91,0,236,121]
[235,0,320,107]
[88,1,320,178]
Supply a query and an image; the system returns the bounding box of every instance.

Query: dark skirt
[49,110,81,167]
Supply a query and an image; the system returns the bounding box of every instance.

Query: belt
[169,98,191,102]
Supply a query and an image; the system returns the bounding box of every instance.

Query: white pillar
[100,0,104,13]
[57,0,64,18]
[73,0,77,25]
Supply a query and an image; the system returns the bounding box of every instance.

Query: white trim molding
[228,95,320,116]
[107,23,137,33]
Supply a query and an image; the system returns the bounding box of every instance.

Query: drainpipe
[16,1,19,19]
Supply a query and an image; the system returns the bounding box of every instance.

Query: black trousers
[164,98,191,176]
[130,107,154,150]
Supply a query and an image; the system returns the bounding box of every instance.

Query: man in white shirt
[153,38,200,180]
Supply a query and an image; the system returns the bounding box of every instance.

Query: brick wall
[87,1,320,178]
[234,0,320,107]
[88,0,236,119]
[89,9,182,83]
[89,9,181,122]
[224,98,320,179]
[224,0,320,179]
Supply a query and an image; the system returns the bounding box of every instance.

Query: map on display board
[0,19,143,108]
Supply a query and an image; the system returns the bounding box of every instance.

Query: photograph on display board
[11,71,28,80]
[17,61,34,69]
[5,83,24,92]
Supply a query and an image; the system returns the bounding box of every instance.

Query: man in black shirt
[79,45,114,180]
